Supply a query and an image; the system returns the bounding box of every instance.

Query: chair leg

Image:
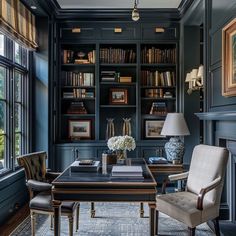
[212,217,221,236]
[140,202,144,218]
[50,215,53,230]
[76,204,80,232]
[68,214,74,236]
[31,211,36,236]
[91,202,95,218]
[156,210,159,236]
[188,227,195,236]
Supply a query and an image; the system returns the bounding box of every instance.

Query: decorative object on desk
[111,166,143,179]
[222,18,236,97]
[102,150,117,164]
[185,65,204,95]
[68,120,91,139]
[107,135,136,164]
[122,118,131,136]
[106,118,115,140]
[71,160,100,172]
[109,88,128,105]
[148,157,168,164]
[161,113,190,164]
[145,120,165,138]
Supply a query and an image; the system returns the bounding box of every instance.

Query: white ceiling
[56,0,183,9]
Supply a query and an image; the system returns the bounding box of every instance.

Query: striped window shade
[0,0,38,50]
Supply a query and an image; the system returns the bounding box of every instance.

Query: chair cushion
[29,192,77,213]
[156,192,218,228]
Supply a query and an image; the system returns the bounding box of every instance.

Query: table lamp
[161,113,190,164]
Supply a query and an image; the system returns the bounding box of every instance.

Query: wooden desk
[52,159,157,236]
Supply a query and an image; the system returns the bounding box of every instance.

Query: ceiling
[55,0,183,9]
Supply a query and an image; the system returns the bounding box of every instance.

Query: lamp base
[164,137,185,164]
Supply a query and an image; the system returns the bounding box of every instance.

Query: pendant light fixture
[132,0,140,21]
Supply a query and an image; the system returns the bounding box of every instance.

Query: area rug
[11,202,214,236]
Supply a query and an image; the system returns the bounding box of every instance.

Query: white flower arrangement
[107,135,136,151]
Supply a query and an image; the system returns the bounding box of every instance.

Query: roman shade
[0,0,37,50]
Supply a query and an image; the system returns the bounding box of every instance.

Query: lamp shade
[190,69,198,79]
[185,72,192,82]
[161,113,190,136]
[197,65,204,78]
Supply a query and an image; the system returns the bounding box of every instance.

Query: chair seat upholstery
[30,192,76,213]
[156,191,218,228]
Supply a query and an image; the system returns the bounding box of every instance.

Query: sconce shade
[161,113,190,136]
[190,69,198,79]
[185,72,192,82]
[132,7,140,21]
[197,65,204,78]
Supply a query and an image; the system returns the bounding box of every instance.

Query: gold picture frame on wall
[222,18,236,97]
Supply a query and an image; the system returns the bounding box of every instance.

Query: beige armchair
[156,144,229,236]
[17,151,80,236]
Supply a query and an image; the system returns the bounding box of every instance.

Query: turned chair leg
[91,202,95,218]
[50,215,53,229]
[76,204,80,232]
[140,202,144,218]
[68,214,74,236]
[212,217,221,236]
[188,227,196,236]
[31,211,36,236]
[156,210,159,235]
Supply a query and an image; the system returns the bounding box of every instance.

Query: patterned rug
[11,202,214,236]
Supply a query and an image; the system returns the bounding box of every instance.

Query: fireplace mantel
[195,111,236,120]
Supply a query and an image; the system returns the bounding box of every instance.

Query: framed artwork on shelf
[222,18,236,97]
[145,120,165,138]
[109,88,128,105]
[68,120,91,139]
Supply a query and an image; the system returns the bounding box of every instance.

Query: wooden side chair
[17,151,80,236]
[156,144,229,236]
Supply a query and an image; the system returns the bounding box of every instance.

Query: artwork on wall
[145,120,165,138]
[68,120,91,139]
[222,18,236,97]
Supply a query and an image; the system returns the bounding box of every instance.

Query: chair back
[186,144,228,204]
[17,151,47,182]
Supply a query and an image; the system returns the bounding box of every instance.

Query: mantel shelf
[195,111,236,121]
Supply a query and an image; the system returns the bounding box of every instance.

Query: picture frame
[109,88,128,104]
[222,18,236,97]
[145,120,165,138]
[68,120,91,139]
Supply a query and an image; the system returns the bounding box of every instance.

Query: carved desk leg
[140,202,144,217]
[53,200,61,236]
[91,202,95,218]
[149,203,156,236]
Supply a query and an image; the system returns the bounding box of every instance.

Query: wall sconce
[185,65,203,94]
[132,0,140,21]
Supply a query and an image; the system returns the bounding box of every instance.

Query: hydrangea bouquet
[107,135,136,160]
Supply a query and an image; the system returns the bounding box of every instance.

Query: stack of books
[149,102,167,115]
[101,71,117,81]
[111,166,143,180]
[67,102,87,114]
[71,160,100,172]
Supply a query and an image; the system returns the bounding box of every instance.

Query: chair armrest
[27,179,52,192]
[45,171,61,182]
[161,172,189,194]
[197,176,222,210]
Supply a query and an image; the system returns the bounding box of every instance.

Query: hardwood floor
[0,204,29,236]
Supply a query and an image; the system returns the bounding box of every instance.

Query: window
[0,33,29,175]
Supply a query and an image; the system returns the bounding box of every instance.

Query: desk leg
[140,202,144,218]
[53,200,61,236]
[149,203,156,236]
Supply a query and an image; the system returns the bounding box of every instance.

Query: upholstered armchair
[17,151,80,236]
[156,144,229,236]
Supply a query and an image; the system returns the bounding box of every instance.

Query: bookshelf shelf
[100,82,136,86]
[100,63,137,67]
[61,64,95,67]
[61,98,95,101]
[141,63,176,67]
[61,86,95,89]
[141,97,176,100]
[100,105,136,108]
[62,114,96,117]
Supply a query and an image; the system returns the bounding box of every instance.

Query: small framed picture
[109,88,128,104]
[145,120,165,138]
[68,120,91,139]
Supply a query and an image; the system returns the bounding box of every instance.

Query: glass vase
[116,149,127,164]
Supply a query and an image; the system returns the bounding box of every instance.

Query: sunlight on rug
[11,202,214,236]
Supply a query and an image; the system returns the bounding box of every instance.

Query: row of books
[63,72,94,86]
[67,102,88,114]
[111,166,143,179]
[63,89,95,98]
[149,102,167,115]
[141,47,176,64]
[62,50,96,64]
[101,71,132,83]
[141,70,175,87]
[144,89,174,99]
[100,48,136,64]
